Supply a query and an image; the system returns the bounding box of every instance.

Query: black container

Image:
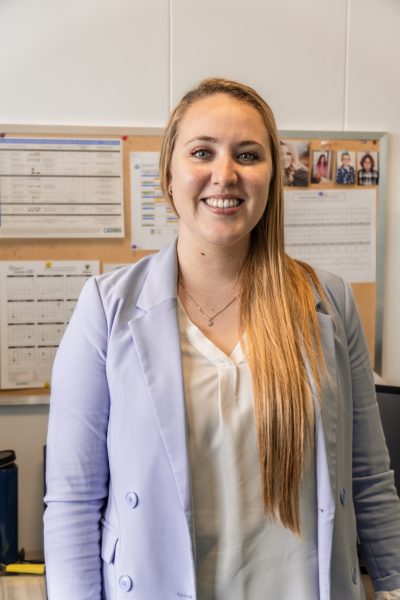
[0,449,18,564]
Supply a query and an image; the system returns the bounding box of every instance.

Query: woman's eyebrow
[237,140,265,149]
[184,136,264,149]
[185,135,217,146]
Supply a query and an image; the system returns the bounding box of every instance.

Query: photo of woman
[280,140,309,187]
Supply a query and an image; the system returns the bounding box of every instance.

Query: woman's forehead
[176,93,269,144]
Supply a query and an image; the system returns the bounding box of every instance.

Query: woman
[280,139,309,186]
[44,78,400,599]
[358,153,379,185]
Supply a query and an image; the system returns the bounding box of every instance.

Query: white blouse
[178,300,320,600]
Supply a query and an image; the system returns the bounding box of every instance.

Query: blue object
[0,450,18,564]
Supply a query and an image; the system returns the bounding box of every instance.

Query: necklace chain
[178,277,236,326]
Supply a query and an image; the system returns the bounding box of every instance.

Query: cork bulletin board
[280,130,387,373]
[0,127,387,403]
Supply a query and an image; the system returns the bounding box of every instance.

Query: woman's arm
[344,283,400,595]
[44,277,110,600]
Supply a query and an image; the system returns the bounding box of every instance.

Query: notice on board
[0,138,124,238]
[130,152,179,249]
[0,260,99,389]
[284,188,376,283]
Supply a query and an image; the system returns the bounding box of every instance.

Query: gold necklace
[178,278,237,327]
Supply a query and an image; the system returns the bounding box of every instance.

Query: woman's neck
[176,234,246,355]
[176,235,247,294]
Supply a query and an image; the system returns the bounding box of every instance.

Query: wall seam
[169,0,173,111]
[343,0,351,130]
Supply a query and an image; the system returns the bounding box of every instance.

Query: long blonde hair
[160,78,326,535]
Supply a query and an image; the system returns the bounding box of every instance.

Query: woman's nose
[211,155,238,186]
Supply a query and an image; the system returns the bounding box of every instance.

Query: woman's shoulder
[88,239,178,318]
[101,238,175,286]
[314,267,344,290]
[312,267,348,316]
[71,254,156,327]
[95,253,155,297]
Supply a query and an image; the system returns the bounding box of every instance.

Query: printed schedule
[0,138,124,238]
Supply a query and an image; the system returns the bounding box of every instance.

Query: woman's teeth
[205,198,240,208]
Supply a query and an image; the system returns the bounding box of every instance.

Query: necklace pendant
[208,319,214,326]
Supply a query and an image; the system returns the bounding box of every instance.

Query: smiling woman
[44,78,400,600]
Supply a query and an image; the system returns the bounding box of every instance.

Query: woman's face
[169,93,273,252]
[281,144,292,169]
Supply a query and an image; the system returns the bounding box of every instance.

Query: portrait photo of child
[357,151,379,185]
[311,151,332,184]
[335,150,356,185]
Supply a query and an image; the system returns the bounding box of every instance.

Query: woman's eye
[238,152,258,162]
[192,149,211,159]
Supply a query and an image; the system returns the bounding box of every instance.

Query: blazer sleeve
[44,277,110,600]
[343,282,400,593]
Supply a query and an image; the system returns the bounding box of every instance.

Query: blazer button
[119,574,133,591]
[126,491,139,508]
[340,487,347,505]
[351,567,358,585]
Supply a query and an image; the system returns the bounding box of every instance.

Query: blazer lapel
[315,300,339,600]
[128,241,192,517]
[316,309,339,504]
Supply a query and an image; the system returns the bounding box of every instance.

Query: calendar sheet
[0,260,99,389]
[284,188,376,282]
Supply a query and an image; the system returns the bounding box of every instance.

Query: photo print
[357,151,379,185]
[311,151,332,184]
[280,140,310,187]
[335,150,356,185]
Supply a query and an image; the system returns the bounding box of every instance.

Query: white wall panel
[0,0,170,126]
[171,0,348,130]
[347,0,400,384]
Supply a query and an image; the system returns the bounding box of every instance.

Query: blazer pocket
[101,519,119,565]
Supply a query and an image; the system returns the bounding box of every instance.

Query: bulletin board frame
[0,126,388,404]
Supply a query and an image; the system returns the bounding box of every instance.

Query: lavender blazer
[44,240,400,600]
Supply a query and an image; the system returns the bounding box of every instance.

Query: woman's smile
[203,196,242,209]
